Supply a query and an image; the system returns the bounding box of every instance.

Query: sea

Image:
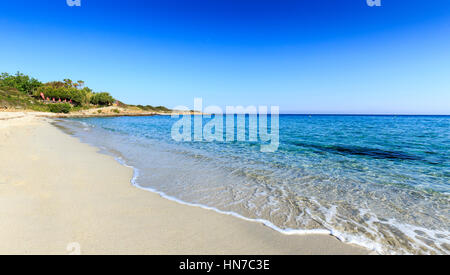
[55,114,450,255]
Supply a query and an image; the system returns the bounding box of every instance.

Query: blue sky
[1,0,449,114]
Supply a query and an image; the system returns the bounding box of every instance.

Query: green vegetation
[34,79,113,107]
[48,103,72,114]
[135,105,171,113]
[0,87,49,112]
[0,72,171,114]
[0,72,42,95]
[0,72,115,113]
[90,92,115,106]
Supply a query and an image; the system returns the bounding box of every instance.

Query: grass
[0,87,51,112]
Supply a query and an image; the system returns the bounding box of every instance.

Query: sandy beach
[0,112,369,255]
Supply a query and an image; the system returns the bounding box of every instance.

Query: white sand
[0,112,369,255]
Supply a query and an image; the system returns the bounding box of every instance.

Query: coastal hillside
[0,72,173,116]
[0,86,49,111]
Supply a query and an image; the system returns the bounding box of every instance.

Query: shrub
[90,92,115,106]
[112,109,120,114]
[0,72,42,95]
[49,103,72,113]
[35,86,85,106]
[154,106,171,112]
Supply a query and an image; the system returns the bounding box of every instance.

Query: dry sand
[0,112,370,255]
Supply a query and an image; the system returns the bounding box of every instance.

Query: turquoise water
[58,115,449,254]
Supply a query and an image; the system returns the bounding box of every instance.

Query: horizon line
[199,113,450,116]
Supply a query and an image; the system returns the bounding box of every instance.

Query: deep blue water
[58,115,450,254]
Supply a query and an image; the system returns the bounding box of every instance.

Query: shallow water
[57,115,450,254]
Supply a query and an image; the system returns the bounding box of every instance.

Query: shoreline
[0,107,203,119]
[0,112,370,255]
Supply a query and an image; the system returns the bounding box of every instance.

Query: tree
[35,85,85,106]
[77,80,85,89]
[63,79,73,87]
[0,72,42,94]
[90,92,115,106]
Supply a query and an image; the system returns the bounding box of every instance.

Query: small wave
[113,152,449,255]
[56,116,450,255]
[112,156,385,254]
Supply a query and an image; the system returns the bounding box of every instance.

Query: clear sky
[1,0,449,114]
